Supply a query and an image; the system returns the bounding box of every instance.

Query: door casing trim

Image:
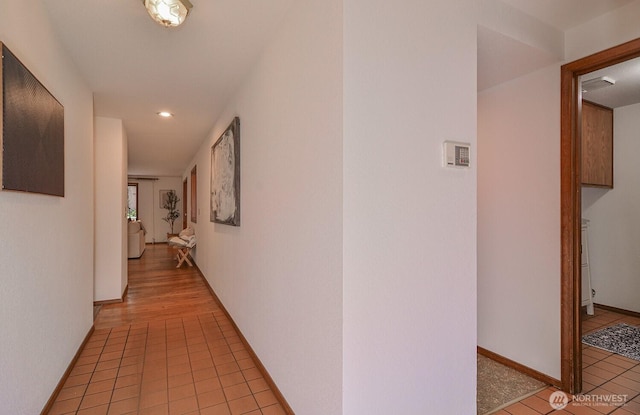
[560,37,640,394]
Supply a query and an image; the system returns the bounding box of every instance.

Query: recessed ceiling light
[157,111,173,118]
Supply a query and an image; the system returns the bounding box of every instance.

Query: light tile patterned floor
[494,308,640,415]
[48,313,285,415]
[46,245,287,415]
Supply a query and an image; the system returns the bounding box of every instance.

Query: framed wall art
[159,189,173,208]
[190,165,197,223]
[210,117,240,226]
[1,42,65,197]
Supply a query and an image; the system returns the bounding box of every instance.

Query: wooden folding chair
[168,235,196,268]
[175,245,193,267]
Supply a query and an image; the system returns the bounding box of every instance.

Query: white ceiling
[477,25,558,92]
[478,0,640,108]
[582,57,640,108]
[40,0,294,176]
[500,0,635,30]
[38,1,640,176]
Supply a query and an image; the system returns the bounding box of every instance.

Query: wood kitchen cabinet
[581,100,613,188]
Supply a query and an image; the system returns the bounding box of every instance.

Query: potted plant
[161,190,180,238]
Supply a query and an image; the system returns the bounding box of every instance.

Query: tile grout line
[215,310,244,412]
[74,332,100,409]
[81,327,110,412]
[207,311,235,414]
[181,315,202,414]
[83,326,121,413]
[133,322,149,415]
[109,324,132,414]
[191,316,206,410]
[214,309,276,414]
[163,318,170,413]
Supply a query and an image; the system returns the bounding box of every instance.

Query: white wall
[477,1,640,383]
[188,1,343,414]
[122,130,128,291]
[94,117,128,302]
[565,1,640,63]
[477,65,561,378]
[130,176,183,243]
[136,179,155,242]
[583,103,640,313]
[343,1,477,413]
[0,1,94,413]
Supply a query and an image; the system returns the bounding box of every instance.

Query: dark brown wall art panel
[1,42,64,197]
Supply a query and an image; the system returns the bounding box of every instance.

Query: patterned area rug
[582,323,640,361]
[477,354,546,415]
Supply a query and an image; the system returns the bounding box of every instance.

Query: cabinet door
[582,100,613,187]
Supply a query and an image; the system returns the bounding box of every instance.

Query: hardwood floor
[95,244,221,330]
[45,244,290,415]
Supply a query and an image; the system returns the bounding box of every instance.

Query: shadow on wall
[582,187,609,211]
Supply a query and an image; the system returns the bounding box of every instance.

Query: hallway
[46,244,288,415]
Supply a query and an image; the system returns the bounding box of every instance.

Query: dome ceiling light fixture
[143,0,193,28]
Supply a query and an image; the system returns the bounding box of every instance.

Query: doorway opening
[183,178,188,230]
[127,183,138,221]
[560,37,640,394]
